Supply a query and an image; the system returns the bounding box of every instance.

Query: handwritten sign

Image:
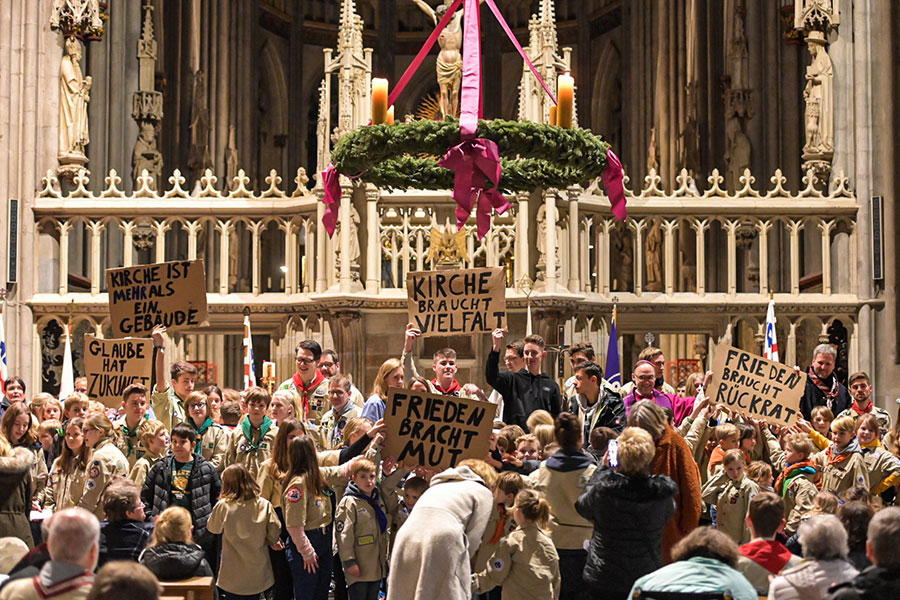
[83,335,154,408]
[406,267,506,337]
[106,260,208,338]
[384,387,494,471]
[708,342,807,426]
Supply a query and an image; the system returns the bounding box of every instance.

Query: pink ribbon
[439,138,510,238]
[602,150,627,221]
[321,164,341,237]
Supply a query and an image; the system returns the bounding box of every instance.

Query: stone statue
[132,121,163,187]
[51,0,102,34]
[724,114,751,190]
[225,124,239,189]
[803,35,834,155]
[335,204,361,279]
[613,224,634,292]
[188,70,213,173]
[58,37,91,164]
[412,0,462,118]
[645,220,663,292]
[647,126,659,172]
[728,2,749,90]
[427,224,469,266]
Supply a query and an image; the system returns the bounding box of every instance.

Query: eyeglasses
[328,389,347,395]
[188,403,206,410]
[320,361,336,368]
[635,375,655,381]
[295,357,315,365]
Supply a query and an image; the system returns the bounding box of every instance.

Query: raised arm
[411,0,437,25]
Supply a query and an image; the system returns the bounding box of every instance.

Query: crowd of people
[0,324,899,600]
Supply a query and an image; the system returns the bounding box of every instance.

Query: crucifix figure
[412,0,462,118]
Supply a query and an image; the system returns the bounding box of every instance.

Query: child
[501,435,541,475]
[63,392,90,421]
[37,419,61,471]
[588,427,617,464]
[818,415,870,496]
[41,398,63,423]
[784,491,840,555]
[114,382,152,469]
[80,413,130,519]
[807,405,835,450]
[474,471,524,600]
[473,489,560,600]
[128,419,168,489]
[220,399,243,431]
[700,449,760,544]
[855,413,900,495]
[746,461,774,492]
[334,458,389,600]
[224,386,278,480]
[98,476,152,566]
[737,423,758,458]
[139,506,213,581]
[207,464,281,600]
[43,417,90,511]
[706,423,740,479]
[184,391,229,472]
[380,465,427,555]
[769,433,818,536]
[531,424,556,452]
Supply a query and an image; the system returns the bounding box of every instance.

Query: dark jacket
[139,542,213,581]
[141,453,221,545]
[800,371,851,420]
[569,388,627,444]
[99,519,154,565]
[0,447,34,548]
[827,565,900,600]
[575,465,678,598]
[485,350,562,430]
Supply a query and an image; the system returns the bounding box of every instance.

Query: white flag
[59,324,75,400]
[764,298,779,363]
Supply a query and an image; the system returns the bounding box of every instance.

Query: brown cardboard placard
[83,335,154,408]
[406,267,506,337]
[106,259,208,338]
[708,341,807,426]
[383,387,494,471]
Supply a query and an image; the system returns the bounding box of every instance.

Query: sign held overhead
[83,335,154,408]
[406,267,506,337]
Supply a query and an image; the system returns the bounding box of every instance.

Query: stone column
[818,219,834,295]
[88,221,104,296]
[365,186,380,293]
[663,219,678,295]
[515,192,530,282]
[724,219,739,295]
[691,219,710,296]
[543,190,558,293]
[566,187,580,293]
[756,219,772,293]
[786,219,805,295]
[58,221,71,295]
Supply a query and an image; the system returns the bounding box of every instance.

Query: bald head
[47,508,100,571]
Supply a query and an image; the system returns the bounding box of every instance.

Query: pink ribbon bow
[321,163,341,237]
[602,150,627,221]
[439,138,510,239]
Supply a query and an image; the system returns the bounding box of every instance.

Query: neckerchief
[326,403,355,449]
[488,503,508,544]
[241,416,273,453]
[192,417,214,455]
[807,367,839,410]
[852,401,873,415]
[826,437,862,465]
[32,566,94,599]
[861,438,882,454]
[120,414,148,457]
[292,370,326,419]
[774,460,817,497]
[432,378,462,395]
[346,481,387,533]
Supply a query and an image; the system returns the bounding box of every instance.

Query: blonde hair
[811,405,835,422]
[831,415,856,434]
[371,358,403,398]
[812,491,839,515]
[714,423,739,442]
[64,392,89,410]
[137,419,166,449]
[627,400,668,441]
[526,410,554,431]
[85,412,115,443]
[785,433,814,458]
[149,506,193,547]
[272,389,302,420]
[458,458,498,489]
[41,398,64,422]
[616,427,656,475]
[342,416,372,447]
[515,489,551,530]
[350,457,377,478]
[746,460,773,485]
[30,392,54,419]
[532,424,556,450]
[722,448,745,467]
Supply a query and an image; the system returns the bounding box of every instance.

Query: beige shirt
[193,422,229,472]
[44,457,87,511]
[114,416,147,469]
[335,493,390,585]
[207,497,281,596]
[223,422,278,481]
[80,440,129,519]
[473,522,561,600]
[526,461,596,550]
[816,450,870,496]
[283,473,333,530]
[128,453,162,490]
[700,472,760,545]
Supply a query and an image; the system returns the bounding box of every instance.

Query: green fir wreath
[330,117,612,193]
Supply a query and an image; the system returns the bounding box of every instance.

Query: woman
[0,432,34,548]
[1,376,26,416]
[768,514,859,599]
[855,413,900,496]
[206,384,224,424]
[81,413,129,518]
[184,391,228,472]
[139,506,213,581]
[360,358,403,423]
[1,402,48,497]
[269,389,303,426]
[576,427,678,599]
[628,399,702,562]
[43,417,91,510]
[388,464,494,600]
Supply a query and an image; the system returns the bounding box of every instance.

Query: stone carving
[225,125,239,190]
[723,0,753,192]
[426,224,469,267]
[50,0,103,36]
[647,127,659,173]
[132,122,163,187]
[58,37,92,175]
[802,33,834,157]
[412,0,463,118]
[335,204,361,281]
[724,115,750,190]
[645,220,663,292]
[131,0,163,189]
[188,70,213,175]
[612,223,633,292]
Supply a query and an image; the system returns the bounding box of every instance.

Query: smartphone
[607,439,618,469]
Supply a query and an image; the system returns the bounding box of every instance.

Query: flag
[59,318,75,400]
[0,311,8,395]
[243,314,256,389]
[764,298,779,362]
[605,306,621,388]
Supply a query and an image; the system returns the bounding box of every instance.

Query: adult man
[278,340,330,424]
[486,330,562,430]
[837,372,892,437]
[735,492,802,595]
[486,339,525,420]
[564,342,595,402]
[0,508,97,600]
[149,326,198,432]
[620,346,676,396]
[319,375,360,450]
[318,349,365,408]
[827,507,900,599]
[570,362,625,446]
[73,378,88,395]
[622,360,674,417]
[114,383,151,469]
[800,344,850,421]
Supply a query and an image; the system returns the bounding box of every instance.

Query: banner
[708,342,806,426]
[83,335,154,408]
[383,387,494,471]
[106,260,208,338]
[406,267,506,337]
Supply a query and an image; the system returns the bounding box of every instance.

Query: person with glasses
[620,347,676,397]
[183,391,229,473]
[98,476,152,566]
[318,349,365,409]
[319,376,360,451]
[278,340,331,426]
[622,360,675,418]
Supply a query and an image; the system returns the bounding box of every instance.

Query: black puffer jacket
[139,542,213,581]
[575,465,678,598]
[827,566,900,600]
[141,453,221,545]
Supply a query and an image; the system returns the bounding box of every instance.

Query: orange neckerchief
[825,445,853,465]
[774,459,817,497]
[488,504,508,545]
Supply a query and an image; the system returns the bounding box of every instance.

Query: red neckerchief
[807,367,839,408]
[852,401,873,415]
[292,370,326,419]
[488,504,508,545]
[774,459,817,497]
[432,378,461,395]
[739,539,795,575]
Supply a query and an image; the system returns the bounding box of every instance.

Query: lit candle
[557,73,574,128]
[549,105,558,126]
[371,78,389,125]
[387,105,395,125]
[263,361,276,380]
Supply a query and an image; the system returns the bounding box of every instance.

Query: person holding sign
[800,344,851,421]
[148,326,199,432]
[278,340,331,425]
[114,383,152,470]
[486,331,562,432]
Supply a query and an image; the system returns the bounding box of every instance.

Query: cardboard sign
[383,387,494,471]
[406,267,506,337]
[83,335,154,408]
[708,342,807,425]
[106,259,208,337]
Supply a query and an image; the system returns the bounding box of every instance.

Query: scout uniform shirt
[223,416,277,481]
[860,440,900,494]
[151,386,187,432]
[334,484,390,586]
[837,403,893,438]
[473,522,561,600]
[79,439,129,519]
[207,497,282,596]
[43,458,88,511]
[114,415,149,469]
[278,371,330,424]
[474,503,519,581]
[128,452,162,490]
[282,473,333,532]
[816,440,870,496]
[189,418,229,472]
[319,403,360,450]
[700,471,760,545]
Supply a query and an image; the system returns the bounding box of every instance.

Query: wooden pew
[158,576,214,600]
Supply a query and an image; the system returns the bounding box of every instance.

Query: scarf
[192,417,214,455]
[826,437,862,465]
[346,481,387,533]
[851,401,874,415]
[807,367,839,410]
[431,378,462,395]
[739,539,795,575]
[32,563,94,599]
[488,504,509,545]
[861,438,882,454]
[293,370,326,419]
[774,460,817,497]
[241,416,273,453]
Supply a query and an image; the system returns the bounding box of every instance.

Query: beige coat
[128,453,161,490]
[473,522,561,600]
[861,444,900,494]
[223,422,278,481]
[700,471,759,544]
[114,416,147,469]
[44,457,88,511]
[526,461,596,550]
[335,493,390,585]
[816,449,870,496]
[282,473,334,530]
[193,422,229,472]
[473,503,518,580]
[207,497,281,595]
[0,568,93,600]
[150,387,186,432]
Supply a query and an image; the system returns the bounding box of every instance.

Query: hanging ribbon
[602,150,627,221]
[321,164,341,237]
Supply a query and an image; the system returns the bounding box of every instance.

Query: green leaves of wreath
[330,118,612,193]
